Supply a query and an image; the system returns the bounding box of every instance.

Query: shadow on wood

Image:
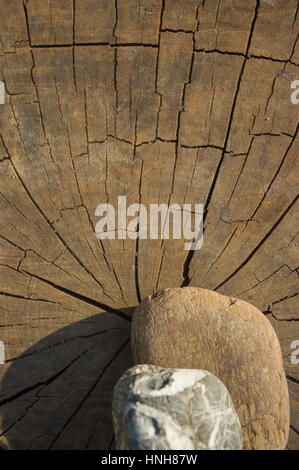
[0,312,133,450]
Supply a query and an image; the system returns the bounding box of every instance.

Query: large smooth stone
[131,287,290,450]
[112,364,243,450]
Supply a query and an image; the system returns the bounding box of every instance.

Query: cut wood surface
[0,0,298,450]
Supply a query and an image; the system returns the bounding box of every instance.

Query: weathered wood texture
[0,0,298,449]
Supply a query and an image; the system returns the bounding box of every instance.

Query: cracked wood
[0,0,298,450]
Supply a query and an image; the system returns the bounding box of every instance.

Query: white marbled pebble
[112,364,243,450]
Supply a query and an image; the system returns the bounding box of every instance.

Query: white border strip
[0,341,5,364]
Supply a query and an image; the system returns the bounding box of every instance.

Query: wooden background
[0,0,298,450]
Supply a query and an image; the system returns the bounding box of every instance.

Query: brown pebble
[131,287,290,450]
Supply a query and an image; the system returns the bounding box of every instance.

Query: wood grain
[0,0,298,449]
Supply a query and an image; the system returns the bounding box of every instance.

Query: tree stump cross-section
[0,0,298,450]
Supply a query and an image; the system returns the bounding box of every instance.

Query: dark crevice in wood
[161,28,194,34]
[249,132,290,137]
[227,137,254,206]
[182,0,261,287]
[249,123,299,221]
[137,137,176,147]
[240,264,298,296]
[29,51,56,164]
[215,195,298,290]
[291,2,299,35]
[200,227,239,284]
[290,32,299,62]
[143,0,166,293]
[272,291,299,305]
[135,161,144,304]
[72,0,77,91]
[108,434,115,451]
[0,292,57,304]
[155,245,166,293]
[181,249,193,287]
[264,72,280,114]
[7,328,121,363]
[113,0,118,44]
[0,396,41,439]
[168,15,197,205]
[154,0,165,141]
[22,1,32,47]
[264,310,299,322]
[21,269,132,322]
[290,425,299,436]
[287,376,299,385]
[113,3,119,135]
[169,31,198,287]
[204,0,260,216]
[195,48,298,66]
[0,233,58,275]
[0,347,92,408]
[47,337,129,449]
[179,143,224,150]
